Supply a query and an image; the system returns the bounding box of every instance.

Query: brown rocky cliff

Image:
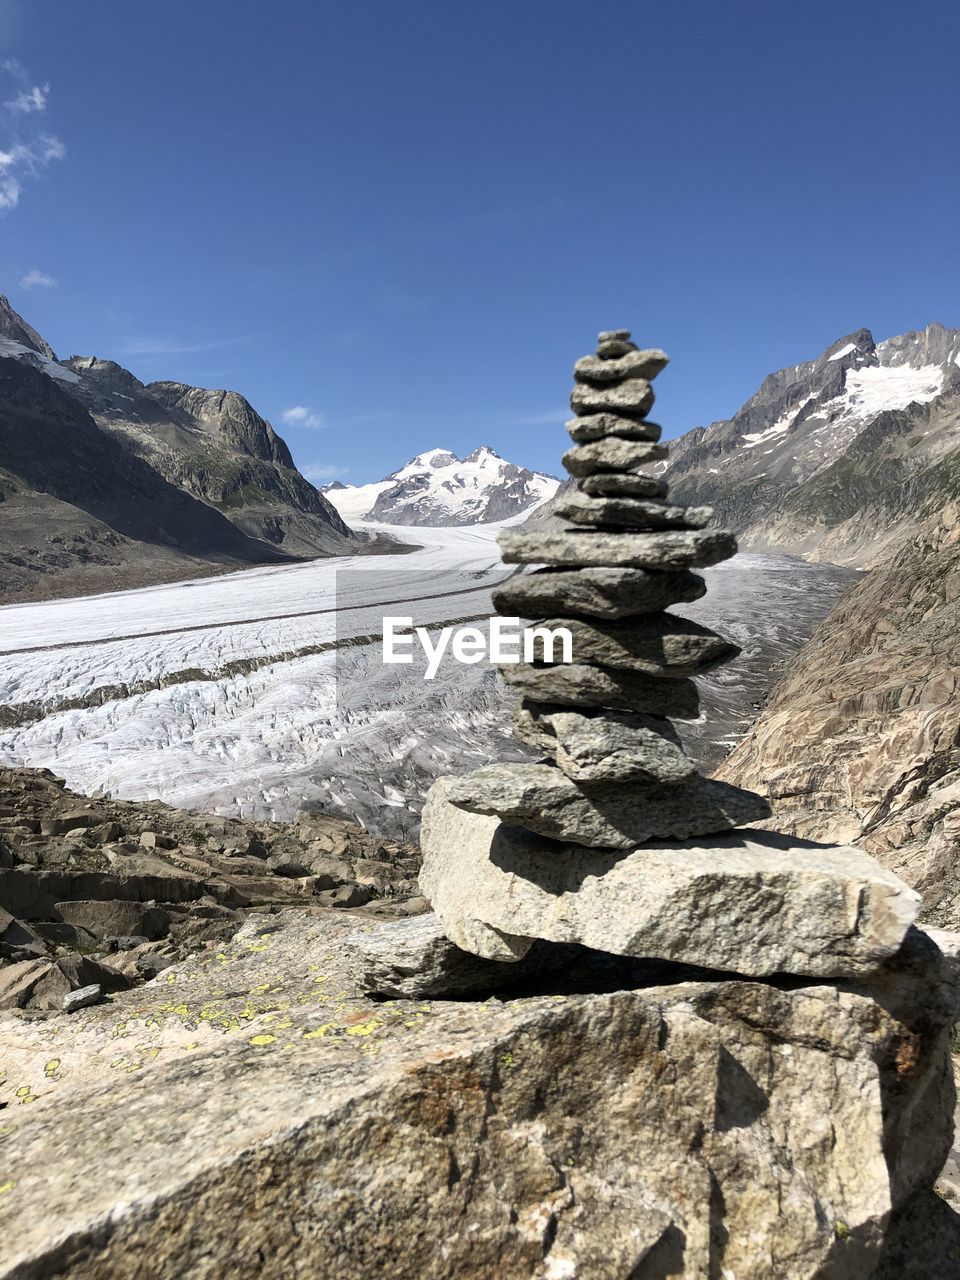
[717,500,960,926]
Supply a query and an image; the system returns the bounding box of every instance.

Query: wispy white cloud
[19,268,55,289]
[512,409,568,426]
[0,61,63,212]
[300,463,348,481]
[281,404,326,430]
[120,335,252,356]
[5,82,48,114]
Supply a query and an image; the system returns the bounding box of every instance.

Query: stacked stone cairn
[349,330,922,996]
[442,328,771,847]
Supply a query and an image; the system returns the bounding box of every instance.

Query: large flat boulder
[497,528,737,570]
[0,909,955,1278]
[419,784,920,977]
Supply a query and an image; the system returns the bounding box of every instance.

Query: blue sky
[1,0,958,484]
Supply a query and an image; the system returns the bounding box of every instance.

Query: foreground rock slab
[420,785,920,976]
[492,566,706,619]
[0,910,955,1279]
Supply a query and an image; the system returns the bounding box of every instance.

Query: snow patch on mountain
[325,446,559,527]
[0,336,80,385]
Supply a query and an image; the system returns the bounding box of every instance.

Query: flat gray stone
[340,913,563,997]
[597,338,636,357]
[563,438,668,476]
[491,567,706,619]
[419,785,921,978]
[500,663,700,717]
[523,616,739,676]
[571,380,655,419]
[567,414,662,444]
[574,349,669,385]
[582,472,672,498]
[63,983,102,1013]
[555,493,714,530]
[442,764,768,848]
[597,329,632,343]
[497,528,737,570]
[514,703,694,783]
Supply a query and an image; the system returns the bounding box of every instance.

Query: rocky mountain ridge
[662,322,960,566]
[717,498,960,928]
[325,446,559,526]
[0,297,360,602]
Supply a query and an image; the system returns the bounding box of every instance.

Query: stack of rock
[412,330,921,982]
[434,328,771,848]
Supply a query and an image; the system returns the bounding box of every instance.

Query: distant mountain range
[324,447,559,526]
[661,322,960,566]
[0,296,357,602]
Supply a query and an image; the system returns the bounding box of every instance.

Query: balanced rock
[570,379,656,419]
[522,615,739,676]
[514,703,694,783]
[567,413,662,444]
[497,528,738,570]
[492,566,707,619]
[340,912,564,998]
[554,493,714,529]
[441,765,769,848]
[500,663,700,717]
[573,349,669,384]
[420,785,920,976]
[562,438,668,476]
[581,471,672,498]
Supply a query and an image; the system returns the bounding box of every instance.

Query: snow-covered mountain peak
[324,446,559,527]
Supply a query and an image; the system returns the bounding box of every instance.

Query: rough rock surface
[340,912,564,997]
[498,528,738,570]
[569,378,656,419]
[566,413,662,443]
[717,503,960,929]
[499,662,701,716]
[0,765,425,1005]
[573,349,669,384]
[514,704,694,783]
[581,471,669,497]
[523,614,738,675]
[0,909,957,1278]
[420,786,920,975]
[562,437,668,476]
[554,492,713,528]
[440,765,771,848]
[491,566,706,618]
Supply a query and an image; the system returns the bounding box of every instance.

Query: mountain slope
[717,500,960,927]
[0,358,294,602]
[0,297,362,601]
[325,447,559,526]
[60,357,353,557]
[662,323,960,566]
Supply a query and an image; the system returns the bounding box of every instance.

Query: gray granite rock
[500,662,700,717]
[597,329,632,343]
[63,983,102,1013]
[570,379,656,419]
[563,438,668,476]
[340,913,563,997]
[419,784,921,977]
[523,615,739,676]
[514,703,694,783]
[441,764,769,847]
[567,414,662,444]
[497,528,737,570]
[581,472,672,498]
[574,349,670,385]
[555,493,714,530]
[491,567,707,619]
